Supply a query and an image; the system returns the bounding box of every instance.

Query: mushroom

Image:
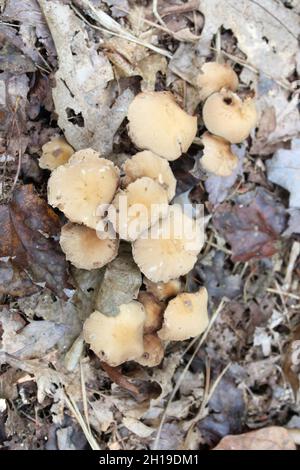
[83,301,146,366]
[197,62,239,101]
[144,278,183,301]
[60,222,119,270]
[48,149,120,229]
[39,137,74,171]
[132,205,204,282]
[109,176,168,241]
[202,89,257,143]
[127,91,197,161]
[123,151,176,201]
[136,334,164,367]
[201,131,239,176]
[138,291,164,334]
[158,287,208,341]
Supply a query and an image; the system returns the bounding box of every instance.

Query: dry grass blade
[153,298,226,450]
[76,0,172,58]
[80,360,91,435]
[63,389,100,450]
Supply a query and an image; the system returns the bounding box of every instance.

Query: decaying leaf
[284,209,300,236]
[213,188,287,262]
[198,0,299,81]
[1,316,67,359]
[252,84,300,155]
[189,251,242,300]
[267,139,300,208]
[198,372,246,447]
[38,0,134,154]
[0,184,68,297]
[213,426,296,450]
[95,246,142,315]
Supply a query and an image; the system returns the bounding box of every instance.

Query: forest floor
[0,0,300,451]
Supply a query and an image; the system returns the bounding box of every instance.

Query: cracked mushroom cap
[109,176,168,241]
[123,151,176,201]
[132,205,204,283]
[39,137,74,171]
[202,89,257,143]
[197,62,239,101]
[136,334,164,367]
[201,131,239,176]
[60,222,119,270]
[158,287,208,341]
[138,291,164,334]
[48,149,120,229]
[83,301,146,366]
[144,278,183,301]
[127,91,197,161]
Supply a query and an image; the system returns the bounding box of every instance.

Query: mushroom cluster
[197,62,257,176]
[83,285,208,367]
[40,91,207,367]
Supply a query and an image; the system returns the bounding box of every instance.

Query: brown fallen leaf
[213,426,296,450]
[213,188,287,262]
[0,184,68,297]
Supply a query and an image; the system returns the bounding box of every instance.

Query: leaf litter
[0,0,300,452]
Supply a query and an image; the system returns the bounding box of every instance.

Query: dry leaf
[95,246,142,315]
[213,426,296,450]
[198,0,299,81]
[38,0,134,154]
[0,185,68,297]
[251,83,300,155]
[213,188,287,262]
[267,139,300,208]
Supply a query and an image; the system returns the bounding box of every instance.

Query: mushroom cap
[109,176,168,241]
[83,301,146,366]
[39,137,74,171]
[197,62,239,101]
[127,91,197,161]
[60,222,119,270]
[144,278,183,301]
[123,151,176,201]
[138,291,164,334]
[132,205,204,282]
[201,131,239,176]
[158,287,208,341]
[136,334,164,367]
[202,89,257,144]
[48,149,120,229]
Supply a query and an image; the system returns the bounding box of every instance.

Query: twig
[283,242,300,290]
[153,298,226,450]
[210,47,296,93]
[73,1,172,58]
[152,0,167,28]
[80,360,91,435]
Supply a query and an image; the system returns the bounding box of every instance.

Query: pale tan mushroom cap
[39,137,74,171]
[132,205,204,283]
[123,151,176,201]
[197,62,239,101]
[158,287,208,341]
[48,149,120,229]
[144,278,183,301]
[60,222,119,270]
[109,176,168,241]
[138,291,164,334]
[136,334,164,367]
[83,302,146,366]
[201,132,239,176]
[127,91,197,161]
[202,89,257,144]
